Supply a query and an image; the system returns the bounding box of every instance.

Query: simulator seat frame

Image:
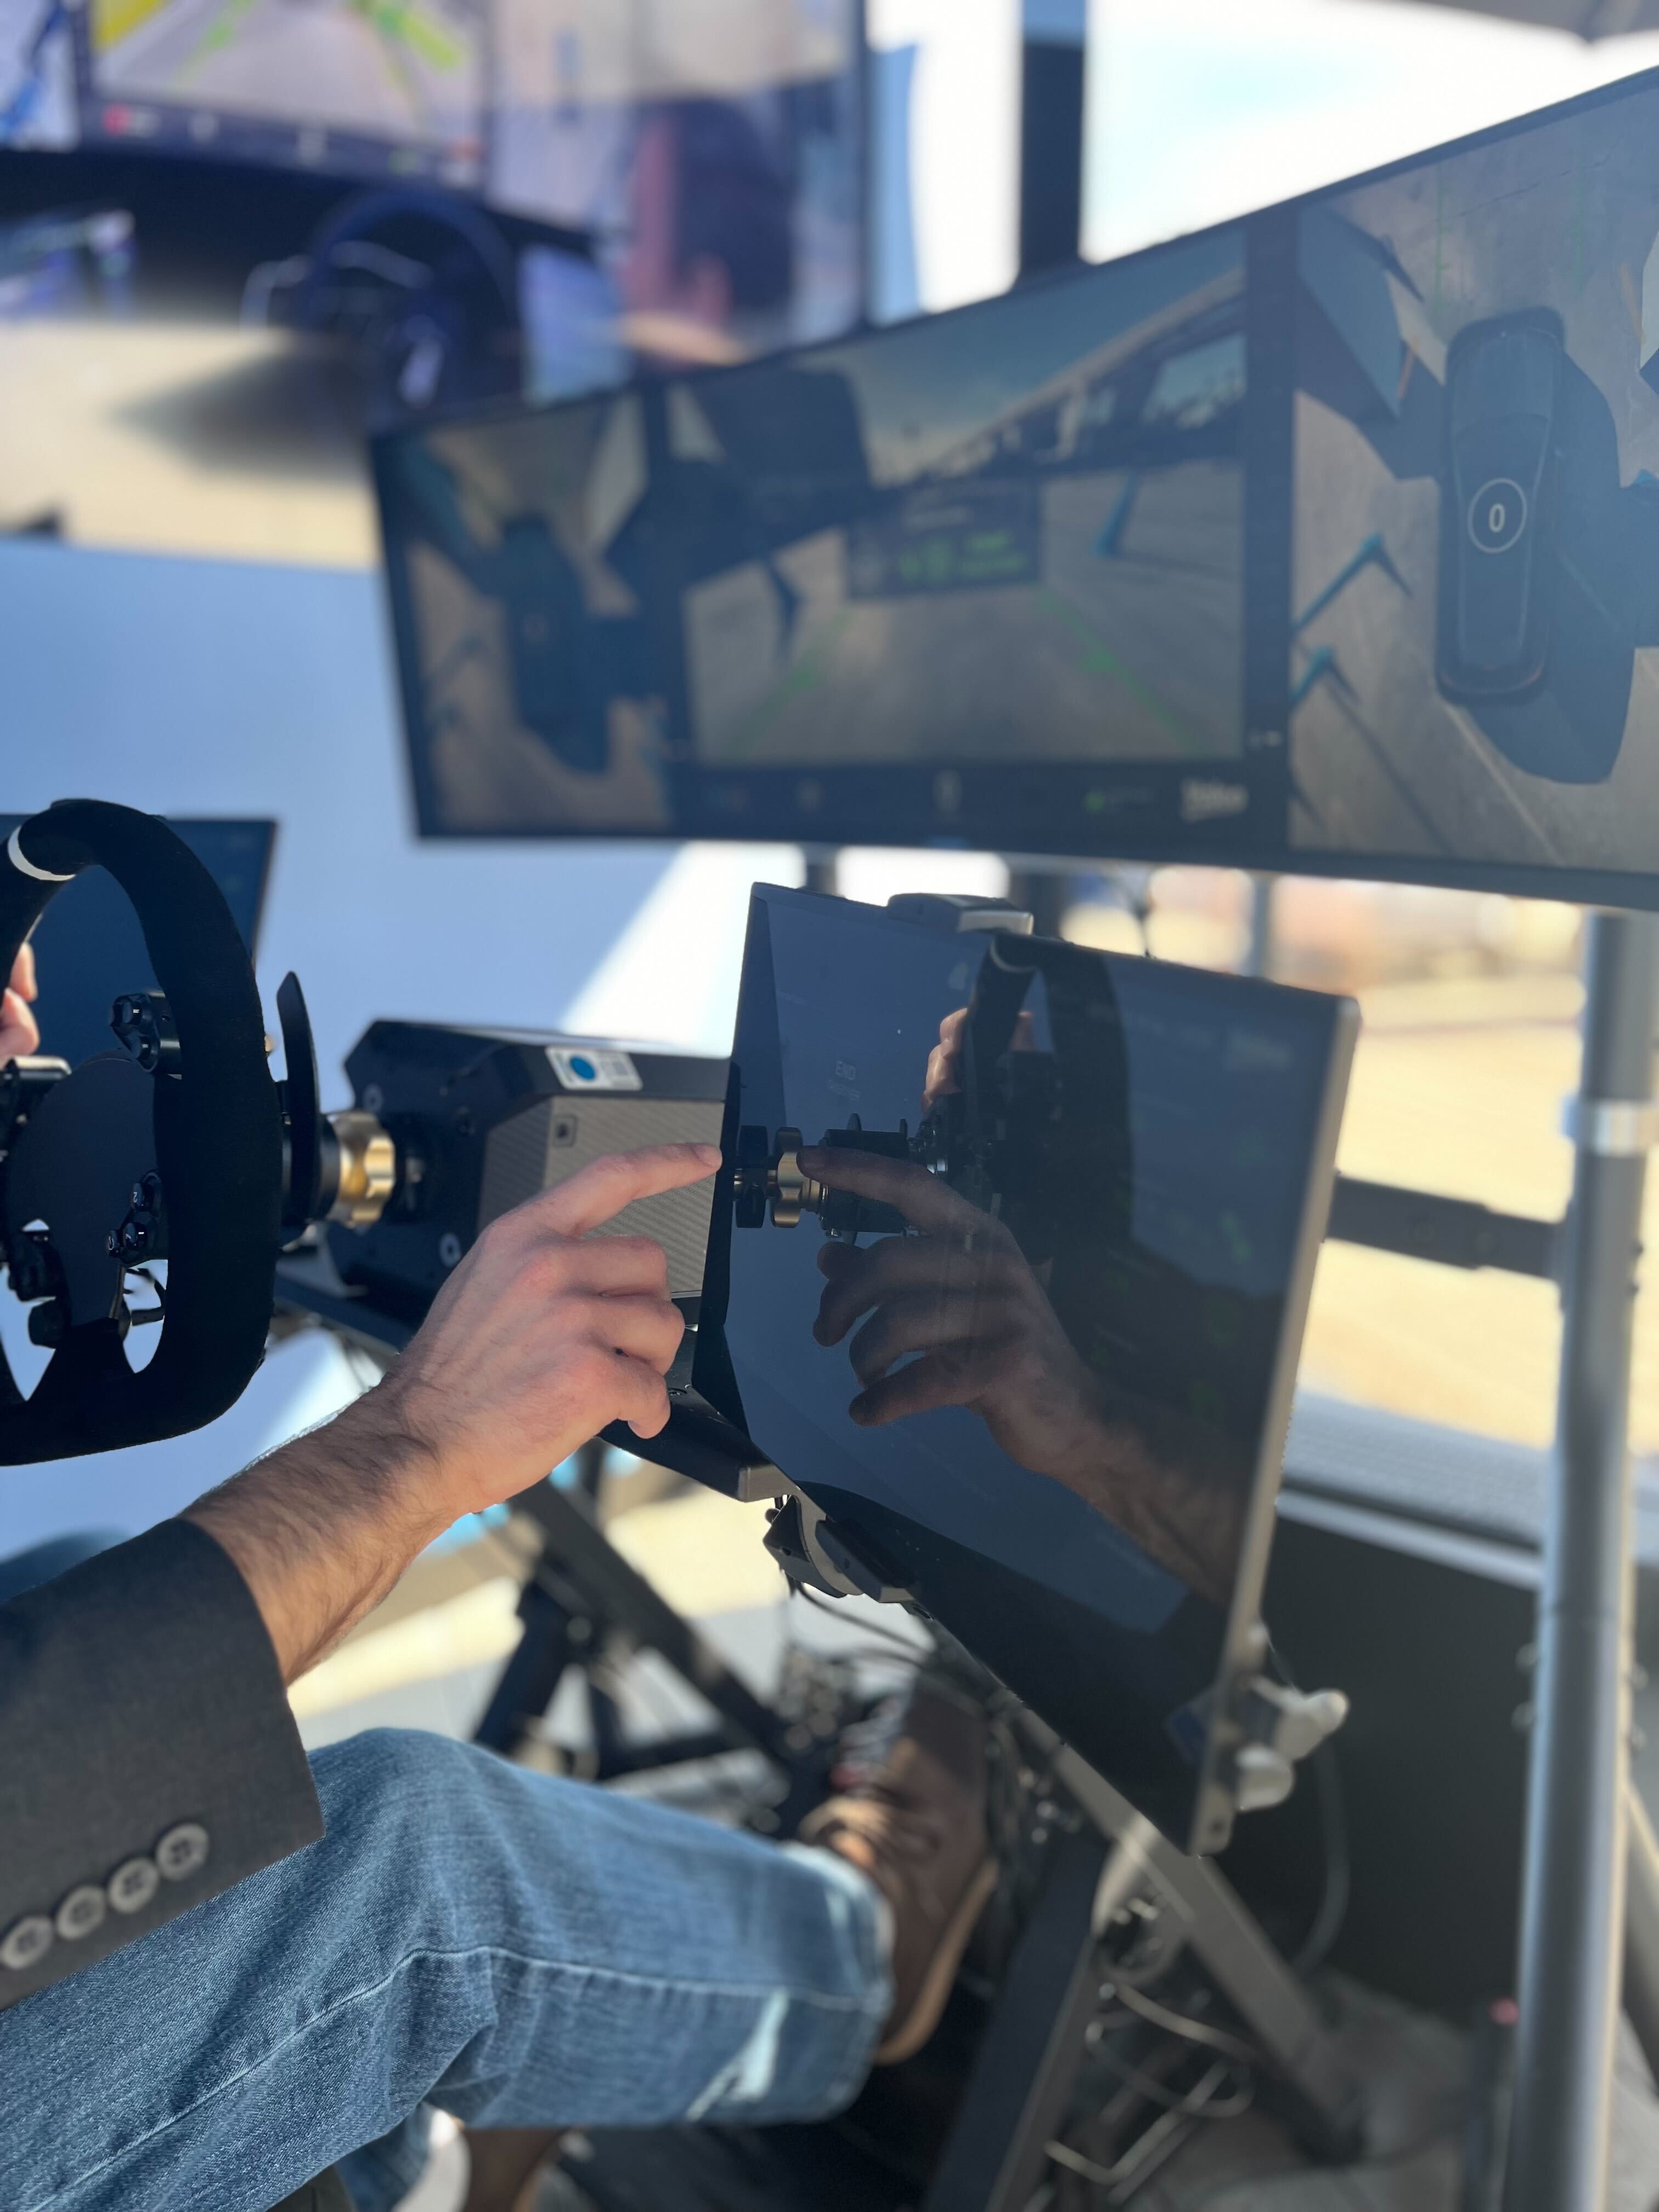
[271,904,1659,2212]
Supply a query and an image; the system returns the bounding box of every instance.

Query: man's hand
[921,1003,1035,1111]
[799,1145,1244,1606]
[802,1147,1109,1474]
[374,1144,716,1522]
[0,943,39,1062]
[187,1141,720,1684]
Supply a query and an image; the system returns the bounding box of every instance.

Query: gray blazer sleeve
[0,1517,323,2009]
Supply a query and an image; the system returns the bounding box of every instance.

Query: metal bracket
[1223,1675,1350,1814]
[728,1458,789,1506]
[763,1482,916,1606]
[1326,1173,1559,1280]
[884,891,1035,935]
[1049,1737,1360,2146]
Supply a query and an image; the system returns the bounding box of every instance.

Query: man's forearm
[184,1386,447,1687]
[184,1141,720,1686]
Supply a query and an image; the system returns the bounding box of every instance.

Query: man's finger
[798,1146,987,1237]
[922,1051,959,1109]
[0,989,40,1062]
[850,1348,978,1429]
[565,1234,672,1300]
[815,1233,1015,1344]
[9,941,37,1002]
[847,1289,1010,1386]
[590,1294,685,1374]
[922,1008,967,1108]
[608,1352,672,1438]
[534,1143,721,1239]
[922,1006,1037,1109]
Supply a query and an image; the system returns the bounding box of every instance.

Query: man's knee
[308,1729,489,1862]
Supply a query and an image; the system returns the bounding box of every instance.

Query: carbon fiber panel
[479,1096,724,1297]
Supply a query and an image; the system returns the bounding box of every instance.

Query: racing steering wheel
[0,802,282,1464]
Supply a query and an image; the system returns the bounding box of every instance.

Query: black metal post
[922,1826,1108,2212]
[1006,866,1071,941]
[1018,2,1086,280]
[803,849,839,898]
[1504,909,1659,2212]
[1242,874,1276,979]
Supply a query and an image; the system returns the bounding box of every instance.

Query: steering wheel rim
[289,185,522,427]
[0,801,281,1464]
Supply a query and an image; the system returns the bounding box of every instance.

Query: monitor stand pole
[920,1731,1358,2212]
[1505,907,1659,2212]
[1315,907,1659,2154]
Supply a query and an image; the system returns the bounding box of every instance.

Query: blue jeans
[1,1729,891,2212]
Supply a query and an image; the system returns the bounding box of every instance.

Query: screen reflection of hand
[922,1004,1035,1112]
[797,1146,1242,1609]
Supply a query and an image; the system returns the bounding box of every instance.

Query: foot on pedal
[800,1679,997,2065]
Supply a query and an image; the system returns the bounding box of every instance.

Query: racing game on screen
[700,888,1352,1849]
[1290,71,1659,887]
[381,390,679,836]
[87,0,484,181]
[382,224,1250,839]
[675,225,1248,841]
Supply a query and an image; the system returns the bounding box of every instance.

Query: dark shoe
[799,1679,997,2065]
[462,2127,567,2212]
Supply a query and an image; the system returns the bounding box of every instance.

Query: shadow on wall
[0,536,802,1078]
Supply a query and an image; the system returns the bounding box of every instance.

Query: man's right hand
[376,1142,720,1527]
[0,942,39,1062]
[186,1141,721,1684]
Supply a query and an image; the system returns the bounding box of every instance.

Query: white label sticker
[548,1046,643,1092]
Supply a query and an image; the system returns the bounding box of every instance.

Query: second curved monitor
[382,222,1265,847]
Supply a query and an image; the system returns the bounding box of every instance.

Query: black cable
[1086,2042,1256,2120]
[1111,1982,1262,2069]
[1289,1733,1352,1978]
[789,1582,930,1657]
[1044,2060,1256,2203]
[1269,1638,1352,1980]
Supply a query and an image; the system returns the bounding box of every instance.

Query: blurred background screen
[0,0,864,564]
[380,222,1255,845]
[1288,72,1659,893]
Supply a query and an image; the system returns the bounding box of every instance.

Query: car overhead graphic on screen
[1436,307,1565,703]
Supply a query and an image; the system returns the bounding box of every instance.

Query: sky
[1084,0,1659,262]
[871,0,1659,312]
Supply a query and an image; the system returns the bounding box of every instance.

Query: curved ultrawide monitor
[381,65,1659,911]
[693,888,1356,1851]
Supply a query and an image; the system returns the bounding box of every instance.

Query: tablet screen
[698,888,1355,1848]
